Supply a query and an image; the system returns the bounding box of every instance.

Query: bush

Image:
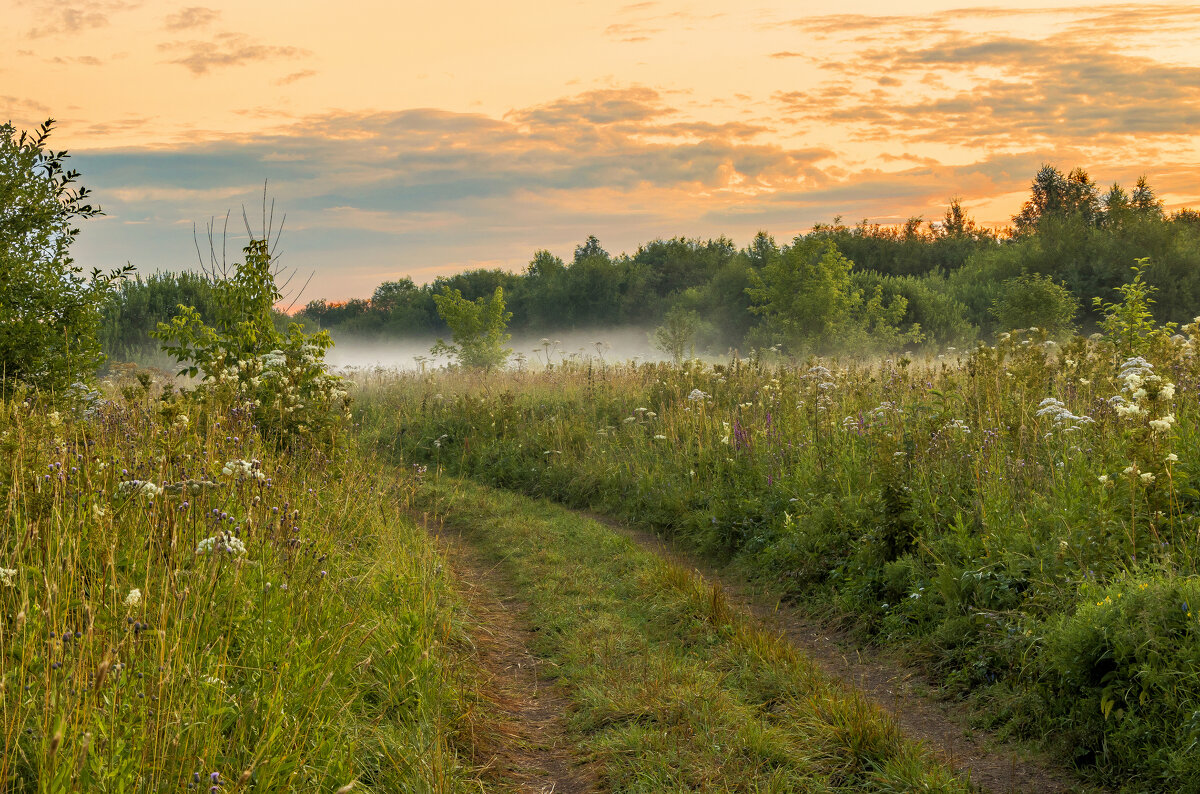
[1039,573,1200,786]
[990,272,1080,338]
[0,119,131,395]
[154,237,348,445]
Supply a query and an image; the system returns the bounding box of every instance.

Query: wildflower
[1123,465,1137,476]
[0,568,17,587]
[1167,453,1179,463]
[1149,413,1175,433]
[124,588,142,608]
[117,480,162,498]
[221,459,265,480]
[1141,472,1156,484]
[196,532,248,556]
[1079,378,1090,386]
[945,419,970,434]
[1097,474,1109,484]
[653,434,667,440]
[687,388,710,402]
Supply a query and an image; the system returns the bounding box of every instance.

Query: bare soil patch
[428,518,598,793]
[589,512,1101,794]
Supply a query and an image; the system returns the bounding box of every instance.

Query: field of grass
[358,322,1200,792]
[0,370,491,792]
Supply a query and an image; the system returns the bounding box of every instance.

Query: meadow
[358,318,1200,792]
[0,367,492,792]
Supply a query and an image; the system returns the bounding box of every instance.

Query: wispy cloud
[164,6,220,30]
[25,0,137,38]
[275,69,316,86]
[159,32,310,74]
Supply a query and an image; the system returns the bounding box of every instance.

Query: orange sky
[4,1,1199,300]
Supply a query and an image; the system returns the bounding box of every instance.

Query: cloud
[48,55,104,66]
[67,88,840,296]
[0,95,52,126]
[164,6,220,30]
[508,87,669,127]
[25,0,136,38]
[275,69,316,86]
[770,7,1200,149]
[159,32,311,74]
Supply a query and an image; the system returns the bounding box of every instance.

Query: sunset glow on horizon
[4,0,1199,300]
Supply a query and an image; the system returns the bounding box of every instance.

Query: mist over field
[324,327,672,370]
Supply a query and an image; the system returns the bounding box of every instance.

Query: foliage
[990,272,1080,338]
[100,271,219,365]
[430,286,512,370]
[747,238,920,355]
[358,282,1200,789]
[1093,259,1176,356]
[153,237,348,445]
[93,166,1200,355]
[0,119,132,395]
[651,305,704,364]
[0,377,485,791]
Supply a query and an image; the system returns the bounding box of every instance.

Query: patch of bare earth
[427,518,598,794]
[589,513,1102,794]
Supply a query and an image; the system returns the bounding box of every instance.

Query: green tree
[652,305,702,363]
[746,238,919,355]
[0,119,131,394]
[1012,165,1101,234]
[431,286,512,369]
[990,273,1080,338]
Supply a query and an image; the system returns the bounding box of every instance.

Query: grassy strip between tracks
[418,474,970,793]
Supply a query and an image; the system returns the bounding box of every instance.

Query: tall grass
[0,371,482,791]
[359,321,1200,791]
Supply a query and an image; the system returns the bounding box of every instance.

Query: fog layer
[324,327,672,370]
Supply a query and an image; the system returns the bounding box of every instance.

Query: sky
[3,0,1200,302]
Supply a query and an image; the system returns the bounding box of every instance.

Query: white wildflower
[196,532,247,556]
[1160,382,1176,401]
[117,480,162,498]
[687,388,710,402]
[0,567,17,587]
[1166,453,1179,463]
[1149,414,1176,433]
[1141,472,1156,484]
[221,459,265,480]
[1097,474,1109,484]
[124,588,142,607]
[653,434,667,440]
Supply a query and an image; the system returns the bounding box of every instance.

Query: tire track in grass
[428,515,598,794]
[420,478,974,793]
[584,511,1103,794]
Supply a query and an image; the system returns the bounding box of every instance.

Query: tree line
[99,163,1200,362]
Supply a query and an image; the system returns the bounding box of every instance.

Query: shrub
[990,272,1080,338]
[154,237,348,445]
[0,119,131,395]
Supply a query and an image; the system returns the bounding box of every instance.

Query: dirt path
[427,518,598,794]
[587,512,1100,794]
